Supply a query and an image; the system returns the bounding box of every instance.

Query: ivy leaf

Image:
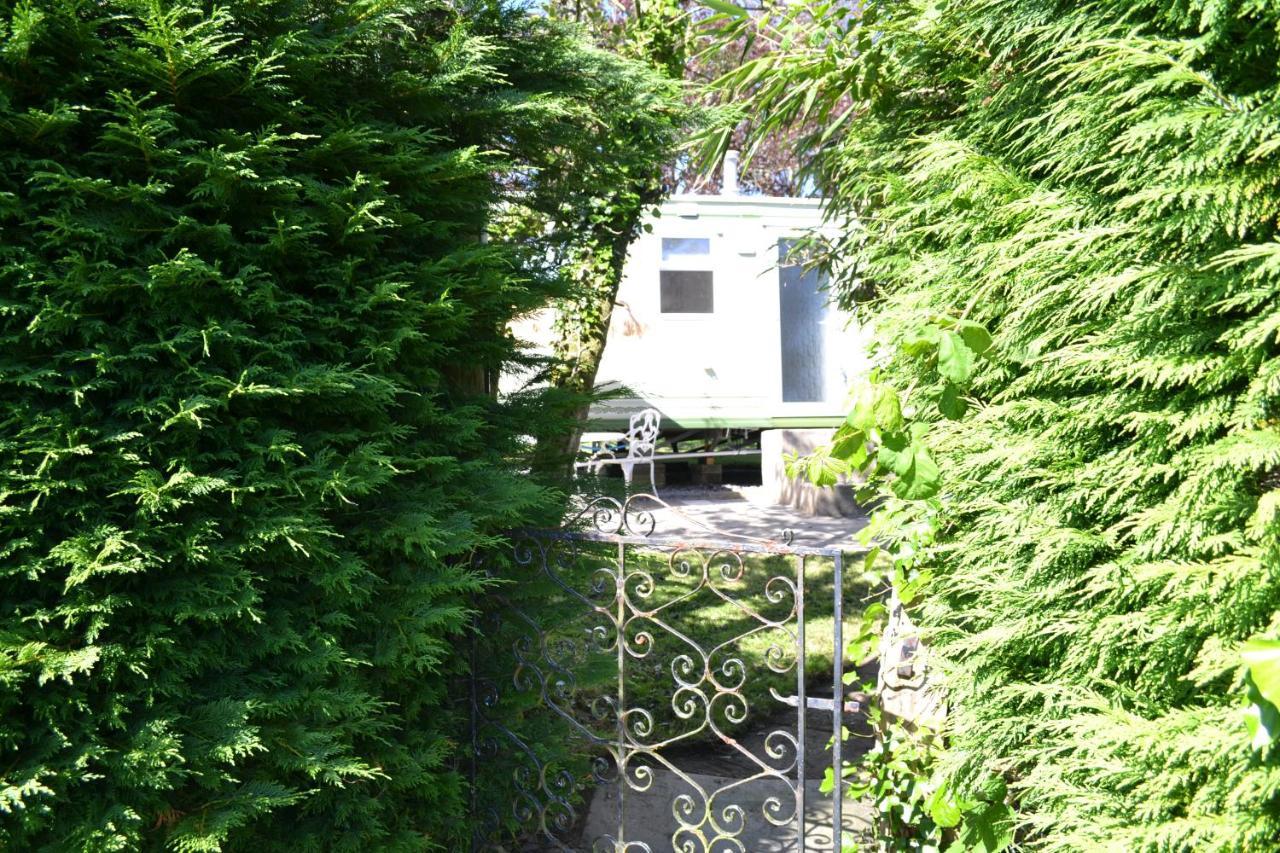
[937,330,976,384]
[938,381,968,420]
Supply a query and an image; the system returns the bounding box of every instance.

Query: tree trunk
[535,187,662,476]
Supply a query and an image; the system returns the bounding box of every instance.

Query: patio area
[617,485,868,552]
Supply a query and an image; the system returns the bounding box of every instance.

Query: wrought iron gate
[469,493,851,852]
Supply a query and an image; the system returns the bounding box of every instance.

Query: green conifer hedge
[709,0,1280,848]
[827,1,1280,848]
[0,1,651,849]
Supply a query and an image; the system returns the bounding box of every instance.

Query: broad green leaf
[1249,490,1280,539]
[937,330,976,384]
[845,602,888,665]
[978,776,1008,803]
[873,387,904,432]
[805,447,848,487]
[1244,673,1280,750]
[901,324,941,356]
[949,801,1013,853]
[782,451,802,480]
[849,383,904,433]
[854,484,879,504]
[830,425,868,464]
[881,390,906,430]
[955,320,993,355]
[877,430,913,476]
[894,445,941,500]
[898,574,925,605]
[1243,638,1280,748]
[701,0,748,18]
[878,432,942,500]
[938,381,967,420]
[1243,638,1280,708]
[808,460,836,487]
[857,600,888,625]
[926,784,963,828]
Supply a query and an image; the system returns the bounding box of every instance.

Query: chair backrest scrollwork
[625,409,660,461]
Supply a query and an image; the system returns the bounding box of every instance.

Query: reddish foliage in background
[545,0,815,197]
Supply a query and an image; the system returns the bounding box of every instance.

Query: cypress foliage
[0,1,651,849]
[709,0,1280,848]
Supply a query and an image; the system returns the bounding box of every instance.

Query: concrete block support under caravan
[761,428,859,518]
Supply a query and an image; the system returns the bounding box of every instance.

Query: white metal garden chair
[585,408,661,495]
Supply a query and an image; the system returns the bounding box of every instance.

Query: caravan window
[660,270,714,312]
[661,237,710,261]
[659,238,713,314]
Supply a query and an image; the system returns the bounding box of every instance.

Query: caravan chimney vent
[722,150,740,196]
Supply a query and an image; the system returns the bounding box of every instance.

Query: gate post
[831,551,845,852]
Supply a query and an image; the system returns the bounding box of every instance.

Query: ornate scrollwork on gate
[470,494,844,852]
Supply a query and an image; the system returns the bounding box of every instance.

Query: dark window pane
[661,237,711,260]
[778,239,827,402]
[660,270,714,313]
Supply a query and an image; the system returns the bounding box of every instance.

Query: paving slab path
[634,486,868,552]
[508,694,876,851]
[574,701,875,852]
[579,772,872,852]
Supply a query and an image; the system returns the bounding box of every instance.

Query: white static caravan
[589,192,870,435]
[506,172,870,503]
